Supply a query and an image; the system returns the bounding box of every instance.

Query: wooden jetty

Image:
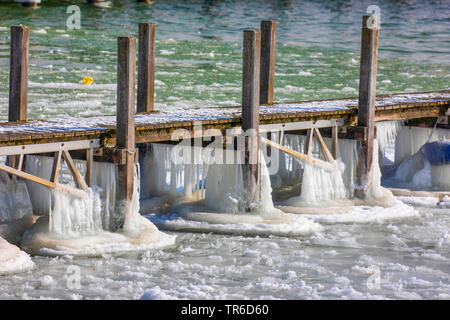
[1,16,449,206]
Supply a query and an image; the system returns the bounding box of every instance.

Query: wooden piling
[137,23,156,113]
[357,14,379,197]
[260,20,277,105]
[331,125,338,159]
[9,26,29,123]
[242,29,261,205]
[8,26,29,170]
[116,36,136,225]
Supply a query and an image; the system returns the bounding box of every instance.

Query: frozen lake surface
[0,203,449,300]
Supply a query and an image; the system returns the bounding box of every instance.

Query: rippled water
[0,0,449,120]
[0,0,449,300]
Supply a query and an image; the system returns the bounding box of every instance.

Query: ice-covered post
[242,29,261,207]
[260,20,277,105]
[356,14,379,198]
[137,22,156,113]
[116,36,136,228]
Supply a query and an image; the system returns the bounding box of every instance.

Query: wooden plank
[0,139,101,156]
[305,129,313,156]
[313,127,335,164]
[9,26,29,122]
[137,22,156,113]
[260,20,277,105]
[242,29,261,205]
[62,150,89,192]
[0,162,86,198]
[50,150,62,183]
[17,153,24,171]
[260,137,334,171]
[117,36,136,209]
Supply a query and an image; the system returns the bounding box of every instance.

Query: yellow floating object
[82,76,94,85]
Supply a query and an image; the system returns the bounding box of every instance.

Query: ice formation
[0,237,34,276]
[20,157,175,256]
[141,143,320,236]
[0,171,35,275]
[390,126,450,190]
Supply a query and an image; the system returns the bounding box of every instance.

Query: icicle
[0,171,33,223]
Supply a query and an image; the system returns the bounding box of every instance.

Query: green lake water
[0,0,449,121]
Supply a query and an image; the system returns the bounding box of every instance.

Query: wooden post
[260,20,277,105]
[14,0,40,7]
[8,26,29,170]
[332,125,338,159]
[9,26,29,123]
[357,14,379,198]
[85,147,93,187]
[116,36,136,227]
[242,30,261,206]
[137,22,156,113]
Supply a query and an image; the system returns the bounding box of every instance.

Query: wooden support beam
[9,26,29,122]
[137,22,156,113]
[261,137,334,171]
[260,20,277,105]
[313,127,335,164]
[116,36,137,225]
[356,14,379,198]
[242,29,261,206]
[50,151,62,183]
[0,163,86,198]
[62,150,89,192]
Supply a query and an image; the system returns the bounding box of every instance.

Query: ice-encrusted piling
[356,14,379,199]
[242,29,261,208]
[116,36,137,229]
[260,20,277,105]
[137,22,156,113]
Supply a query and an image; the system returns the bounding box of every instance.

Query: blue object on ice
[421,140,450,165]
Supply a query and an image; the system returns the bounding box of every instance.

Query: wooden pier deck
[0,90,448,148]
